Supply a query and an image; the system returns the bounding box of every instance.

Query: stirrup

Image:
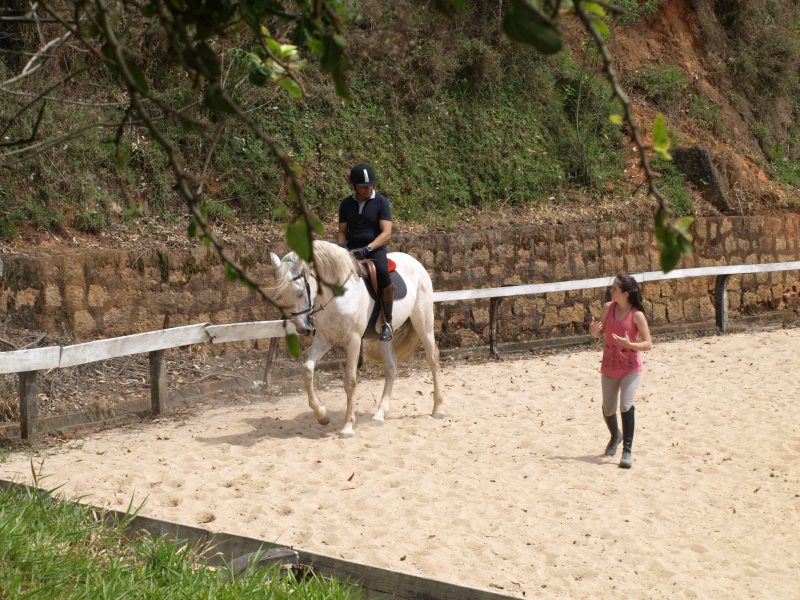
[379,323,393,342]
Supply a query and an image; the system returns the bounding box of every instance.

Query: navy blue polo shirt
[338,192,392,247]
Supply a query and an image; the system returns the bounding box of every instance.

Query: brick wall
[1,215,798,347]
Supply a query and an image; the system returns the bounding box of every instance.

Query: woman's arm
[589,302,612,338]
[612,311,653,351]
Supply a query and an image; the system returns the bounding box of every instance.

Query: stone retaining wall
[1,215,798,348]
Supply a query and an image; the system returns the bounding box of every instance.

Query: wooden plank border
[0,346,60,375]
[59,323,210,368]
[0,478,522,600]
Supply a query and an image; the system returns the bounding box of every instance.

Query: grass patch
[652,157,693,215]
[0,481,364,599]
[770,152,800,187]
[629,65,689,107]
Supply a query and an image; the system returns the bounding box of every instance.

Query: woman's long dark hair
[616,273,645,313]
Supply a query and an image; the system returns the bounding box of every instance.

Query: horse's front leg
[339,333,362,438]
[303,336,332,426]
[372,340,397,423]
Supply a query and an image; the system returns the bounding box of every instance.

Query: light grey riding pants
[601,372,642,416]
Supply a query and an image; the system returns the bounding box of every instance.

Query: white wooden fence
[2,260,799,439]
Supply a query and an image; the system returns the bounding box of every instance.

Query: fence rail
[3,260,799,439]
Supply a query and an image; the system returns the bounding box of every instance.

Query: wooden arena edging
[0,478,522,600]
[2,261,799,439]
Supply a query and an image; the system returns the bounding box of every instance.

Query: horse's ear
[270,252,282,270]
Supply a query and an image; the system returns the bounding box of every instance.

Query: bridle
[290,270,315,322]
[289,269,336,332]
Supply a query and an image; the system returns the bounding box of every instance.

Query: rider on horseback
[337,163,394,341]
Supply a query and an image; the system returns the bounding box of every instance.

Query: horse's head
[269,251,318,336]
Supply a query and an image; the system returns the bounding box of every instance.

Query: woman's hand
[612,331,633,349]
[589,316,603,338]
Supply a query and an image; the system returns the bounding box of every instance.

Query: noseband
[290,271,315,323]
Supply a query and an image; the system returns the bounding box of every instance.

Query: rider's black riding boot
[379,284,395,342]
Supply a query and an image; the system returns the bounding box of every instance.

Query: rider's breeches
[601,372,641,416]
[370,247,391,288]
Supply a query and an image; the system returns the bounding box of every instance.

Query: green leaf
[592,17,610,38]
[286,219,312,261]
[310,217,324,234]
[194,41,221,80]
[285,333,301,358]
[125,60,149,94]
[248,66,271,86]
[503,0,563,54]
[277,77,303,99]
[432,0,467,15]
[203,84,236,115]
[224,263,240,282]
[331,284,346,297]
[652,113,672,160]
[673,216,695,235]
[660,240,682,273]
[187,218,197,239]
[114,144,131,167]
[609,113,624,125]
[583,2,606,16]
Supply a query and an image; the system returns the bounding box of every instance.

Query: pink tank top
[601,301,643,377]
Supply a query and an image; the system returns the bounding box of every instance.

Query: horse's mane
[310,240,360,286]
[271,240,359,294]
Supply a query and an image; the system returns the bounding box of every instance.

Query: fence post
[18,371,38,440]
[714,274,731,332]
[150,314,171,416]
[150,350,168,416]
[262,337,280,389]
[489,297,504,360]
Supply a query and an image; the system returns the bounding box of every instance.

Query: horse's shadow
[193,408,380,446]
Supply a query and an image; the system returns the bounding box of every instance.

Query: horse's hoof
[339,428,355,438]
[431,409,445,419]
[317,408,329,426]
[372,413,385,423]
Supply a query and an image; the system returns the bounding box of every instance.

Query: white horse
[269,240,445,437]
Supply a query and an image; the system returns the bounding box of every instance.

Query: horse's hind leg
[411,310,446,418]
[372,340,397,423]
[304,337,332,426]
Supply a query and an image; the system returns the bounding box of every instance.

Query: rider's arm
[337,222,348,246]
[368,220,392,250]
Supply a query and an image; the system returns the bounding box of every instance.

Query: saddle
[358,258,407,339]
[360,258,403,300]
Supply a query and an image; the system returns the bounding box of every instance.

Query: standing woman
[589,273,653,469]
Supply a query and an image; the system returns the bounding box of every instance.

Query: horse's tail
[362,323,420,363]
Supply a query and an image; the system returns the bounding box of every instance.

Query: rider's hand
[351,246,369,260]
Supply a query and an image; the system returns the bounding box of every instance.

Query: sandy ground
[2,327,799,599]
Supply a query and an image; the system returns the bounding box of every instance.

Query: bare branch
[93,0,289,316]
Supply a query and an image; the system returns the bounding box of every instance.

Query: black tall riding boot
[619,406,635,469]
[603,413,623,456]
[379,284,395,342]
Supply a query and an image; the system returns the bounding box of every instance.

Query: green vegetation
[0,482,363,599]
[770,152,800,187]
[0,2,627,238]
[629,65,689,107]
[0,0,798,247]
[614,0,663,24]
[652,157,693,215]
[688,95,723,135]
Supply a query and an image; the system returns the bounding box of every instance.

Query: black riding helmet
[349,163,376,187]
